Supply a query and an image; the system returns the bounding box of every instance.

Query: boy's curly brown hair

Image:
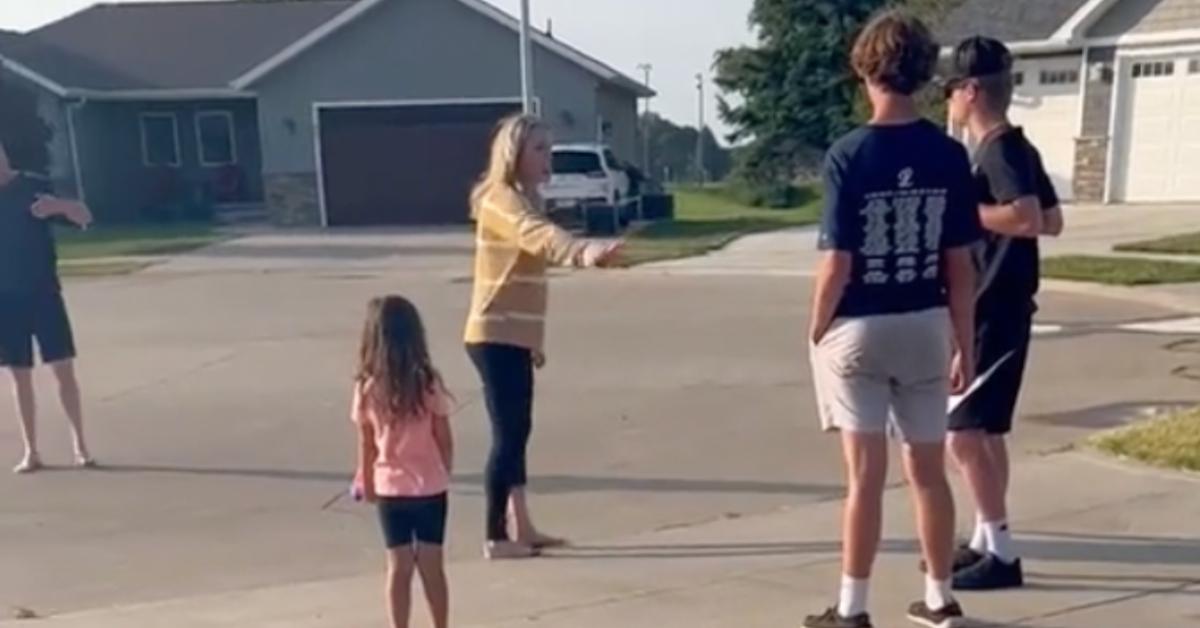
[851,9,939,96]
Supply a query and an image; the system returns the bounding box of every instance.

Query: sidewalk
[8,451,1197,628]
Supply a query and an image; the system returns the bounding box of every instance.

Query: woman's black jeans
[466,343,534,541]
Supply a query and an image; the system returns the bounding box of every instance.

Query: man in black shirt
[0,138,95,474]
[941,36,1065,590]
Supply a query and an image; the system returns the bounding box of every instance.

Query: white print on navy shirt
[858,168,946,285]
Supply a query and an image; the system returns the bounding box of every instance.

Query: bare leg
[9,367,40,473]
[987,435,1009,503]
[948,430,1005,523]
[49,360,91,466]
[386,548,416,628]
[509,486,565,547]
[415,544,449,628]
[904,441,956,581]
[841,430,888,579]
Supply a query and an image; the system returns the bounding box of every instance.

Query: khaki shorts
[811,308,951,444]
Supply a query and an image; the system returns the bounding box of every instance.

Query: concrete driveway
[1,226,1197,621]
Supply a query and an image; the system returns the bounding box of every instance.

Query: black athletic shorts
[948,302,1033,435]
[377,493,448,548]
[0,291,77,369]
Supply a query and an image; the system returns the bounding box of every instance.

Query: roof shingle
[13,0,355,90]
[937,0,1091,44]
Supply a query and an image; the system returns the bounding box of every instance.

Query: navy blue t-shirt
[819,120,981,317]
[0,173,59,294]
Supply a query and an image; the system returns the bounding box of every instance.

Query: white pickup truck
[542,143,631,211]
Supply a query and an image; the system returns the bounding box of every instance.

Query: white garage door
[1008,57,1081,201]
[1115,55,1200,202]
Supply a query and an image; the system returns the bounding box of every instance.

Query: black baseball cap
[940,36,1013,82]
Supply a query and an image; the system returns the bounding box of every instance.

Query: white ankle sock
[837,575,869,617]
[969,513,987,552]
[924,575,953,611]
[984,520,1016,563]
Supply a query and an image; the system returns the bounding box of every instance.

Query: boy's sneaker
[919,544,985,573]
[803,606,873,628]
[952,554,1024,590]
[906,600,966,628]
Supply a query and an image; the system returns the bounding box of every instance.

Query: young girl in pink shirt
[352,295,453,628]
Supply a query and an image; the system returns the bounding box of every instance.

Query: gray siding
[596,85,638,164]
[254,0,623,175]
[75,99,263,222]
[1089,0,1200,37]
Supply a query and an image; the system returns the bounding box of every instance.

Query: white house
[941,0,1200,204]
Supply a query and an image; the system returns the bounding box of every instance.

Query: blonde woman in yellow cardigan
[465,114,622,560]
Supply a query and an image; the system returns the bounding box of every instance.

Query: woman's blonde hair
[470,113,546,218]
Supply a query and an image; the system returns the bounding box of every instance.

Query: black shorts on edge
[377,493,448,548]
[0,291,76,369]
[948,305,1032,435]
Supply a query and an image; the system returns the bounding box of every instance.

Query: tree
[714,0,964,183]
[0,71,51,174]
[714,0,889,183]
[642,112,732,183]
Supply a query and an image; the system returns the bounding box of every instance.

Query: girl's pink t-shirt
[354,384,451,497]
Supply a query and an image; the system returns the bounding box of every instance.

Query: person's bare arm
[979,195,1042,238]
[31,195,92,229]
[1041,205,1064,237]
[432,414,453,473]
[809,251,852,344]
[943,246,976,394]
[351,384,378,502]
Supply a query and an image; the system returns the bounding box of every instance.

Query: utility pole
[520,0,534,114]
[637,63,652,170]
[695,72,706,183]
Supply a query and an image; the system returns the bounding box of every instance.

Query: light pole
[520,0,534,114]
[695,72,706,183]
[637,63,652,170]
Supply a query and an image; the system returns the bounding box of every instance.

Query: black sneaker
[919,544,985,573]
[906,600,966,628]
[803,606,873,628]
[952,554,1024,590]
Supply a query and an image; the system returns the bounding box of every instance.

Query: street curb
[1042,278,1200,314]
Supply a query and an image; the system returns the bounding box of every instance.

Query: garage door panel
[1009,57,1081,201]
[1118,55,1200,202]
[319,102,521,226]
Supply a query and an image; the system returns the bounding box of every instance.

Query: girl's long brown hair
[355,295,442,423]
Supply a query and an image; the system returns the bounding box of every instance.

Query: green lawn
[622,186,821,266]
[1042,255,1200,285]
[1092,406,1200,473]
[55,224,226,260]
[1115,231,1200,256]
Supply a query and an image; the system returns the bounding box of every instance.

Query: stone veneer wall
[265,173,321,226]
[1073,47,1117,203]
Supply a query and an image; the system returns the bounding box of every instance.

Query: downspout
[65,98,87,204]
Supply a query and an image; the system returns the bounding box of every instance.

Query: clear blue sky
[0,0,756,139]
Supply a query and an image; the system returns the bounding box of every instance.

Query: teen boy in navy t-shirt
[805,10,981,628]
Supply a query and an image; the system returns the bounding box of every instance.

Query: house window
[140,113,180,167]
[195,111,237,166]
[1131,60,1175,78]
[1189,59,1200,75]
[1013,71,1025,87]
[1039,69,1079,85]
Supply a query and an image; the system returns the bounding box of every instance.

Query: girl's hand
[532,350,546,369]
[593,241,624,268]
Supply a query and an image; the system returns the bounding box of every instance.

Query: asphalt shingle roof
[937,0,1091,44]
[4,0,355,91]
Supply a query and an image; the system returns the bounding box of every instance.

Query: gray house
[0,0,652,226]
[941,0,1200,204]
